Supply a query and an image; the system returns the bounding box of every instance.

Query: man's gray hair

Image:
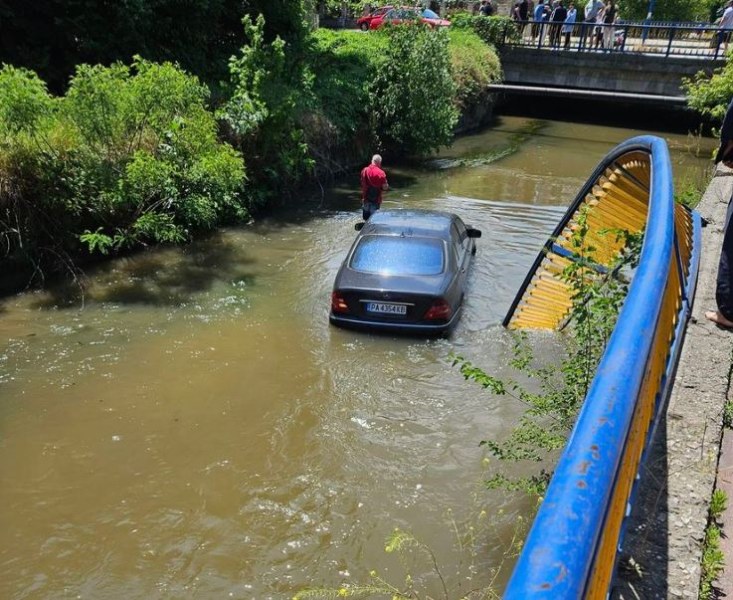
[371,154,382,165]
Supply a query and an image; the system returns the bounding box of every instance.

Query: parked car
[369,7,451,29]
[356,5,394,31]
[329,209,481,335]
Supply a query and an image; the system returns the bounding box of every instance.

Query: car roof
[360,209,459,240]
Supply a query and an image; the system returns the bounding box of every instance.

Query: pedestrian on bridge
[562,3,577,49]
[718,0,733,55]
[601,0,618,50]
[550,0,568,47]
[706,97,733,329]
[581,0,603,49]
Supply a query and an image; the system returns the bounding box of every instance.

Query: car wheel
[360,22,369,31]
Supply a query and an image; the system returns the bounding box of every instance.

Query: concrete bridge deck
[611,167,733,599]
[495,40,724,105]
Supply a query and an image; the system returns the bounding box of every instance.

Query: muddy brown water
[0,117,715,599]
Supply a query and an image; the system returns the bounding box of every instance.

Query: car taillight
[424,299,452,321]
[331,291,349,314]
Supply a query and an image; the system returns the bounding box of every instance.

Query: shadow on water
[497,95,712,136]
[27,234,258,310]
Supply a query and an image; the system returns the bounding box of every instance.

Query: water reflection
[0,116,715,599]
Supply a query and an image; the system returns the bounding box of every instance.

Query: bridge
[491,22,726,105]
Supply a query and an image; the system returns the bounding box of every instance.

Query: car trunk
[336,269,449,324]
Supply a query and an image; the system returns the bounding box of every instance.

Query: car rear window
[350,236,444,276]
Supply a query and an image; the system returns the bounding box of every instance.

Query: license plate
[366,302,407,315]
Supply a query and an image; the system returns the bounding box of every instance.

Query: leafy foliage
[0,59,246,277]
[684,59,733,122]
[619,0,718,22]
[219,15,314,206]
[450,14,520,46]
[448,28,503,111]
[0,0,312,94]
[452,210,642,495]
[710,488,728,519]
[308,30,387,139]
[306,25,500,165]
[369,25,458,155]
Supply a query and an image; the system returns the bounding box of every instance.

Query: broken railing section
[502,136,701,599]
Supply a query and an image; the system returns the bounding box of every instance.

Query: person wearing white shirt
[582,0,604,48]
[719,1,733,54]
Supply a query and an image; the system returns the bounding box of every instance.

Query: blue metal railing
[503,136,701,599]
[501,20,728,59]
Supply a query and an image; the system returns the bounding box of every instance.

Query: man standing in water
[707,97,733,328]
[360,154,389,220]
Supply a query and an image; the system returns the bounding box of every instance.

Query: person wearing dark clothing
[707,98,733,328]
[513,0,529,34]
[518,0,529,19]
[479,0,494,15]
[550,1,568,47]
[360,154,389,221]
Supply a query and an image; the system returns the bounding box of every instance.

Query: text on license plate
[366,302,407,315]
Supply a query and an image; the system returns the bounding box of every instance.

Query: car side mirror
[355,222,365,231]
[467,228,482,238]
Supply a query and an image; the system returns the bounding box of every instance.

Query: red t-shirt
[360,164,388,205]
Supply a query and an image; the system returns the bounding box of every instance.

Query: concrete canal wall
[611,166,733,598]
[498,47,722,99]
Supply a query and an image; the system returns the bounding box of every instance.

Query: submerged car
[369,7,451,29]
[329,209,481,334]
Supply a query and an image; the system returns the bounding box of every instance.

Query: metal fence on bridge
[499,20,729,59]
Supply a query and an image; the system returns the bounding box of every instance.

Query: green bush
[369,25,458,155]
[620,0,716,21]
[451,14,520,46]
[220,15,315,205]
[448,28,503,111]
[307,29,387,139]
[0,0,313,94]
[0,58,246,274]
[684,60,733,122]
[309,25,500,158]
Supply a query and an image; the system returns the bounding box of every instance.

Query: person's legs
[603,24,613,49]
[710,195,733,325]
[362,201,378,220]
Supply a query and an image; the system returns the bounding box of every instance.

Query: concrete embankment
[611,166,733,599]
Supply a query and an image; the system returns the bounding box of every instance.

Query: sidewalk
[611,167,733,599]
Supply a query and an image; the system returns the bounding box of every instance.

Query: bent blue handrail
[503,136,700,598]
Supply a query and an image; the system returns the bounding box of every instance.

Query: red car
[356,5,394,31]
[369,7,451,29]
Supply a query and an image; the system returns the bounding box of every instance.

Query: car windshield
[422,9,440,18]
[350,235,444,276]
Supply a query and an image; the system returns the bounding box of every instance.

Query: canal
[0,116,716,599]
